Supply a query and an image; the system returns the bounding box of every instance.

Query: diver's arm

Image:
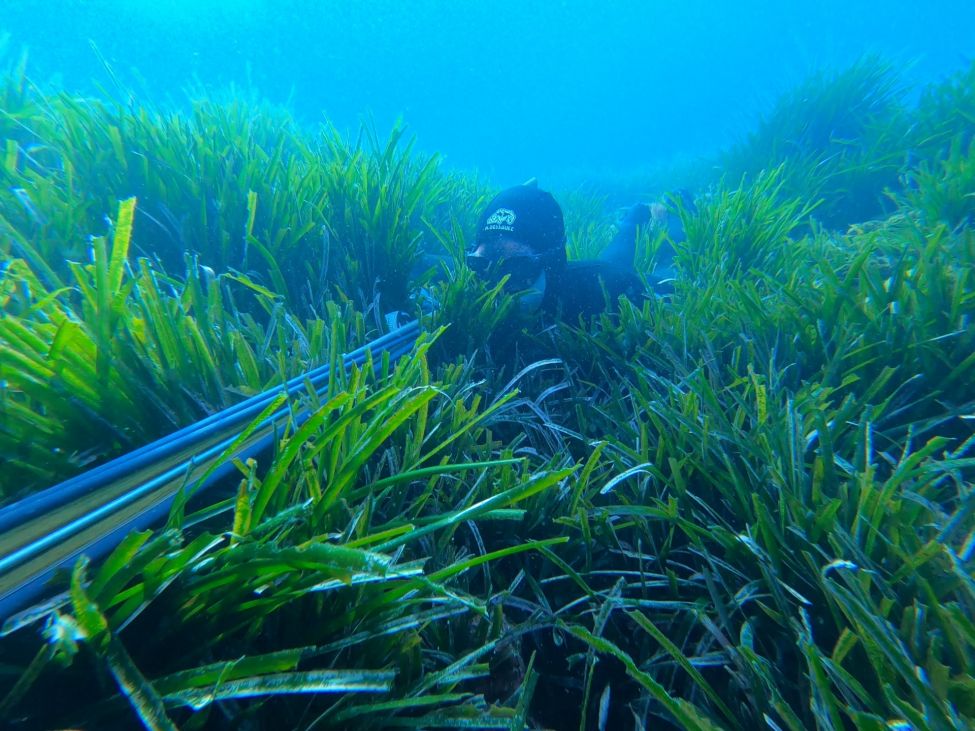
[598,203,651,269]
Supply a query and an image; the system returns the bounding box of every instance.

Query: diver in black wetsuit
[467,182,685,320]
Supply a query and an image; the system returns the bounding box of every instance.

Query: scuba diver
[466,182,686,320]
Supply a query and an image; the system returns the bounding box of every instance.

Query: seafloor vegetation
[1,51,974,730]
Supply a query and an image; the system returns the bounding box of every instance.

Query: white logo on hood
[484,208,516,232]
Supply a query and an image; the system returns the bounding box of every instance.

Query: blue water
[3,0,973,186]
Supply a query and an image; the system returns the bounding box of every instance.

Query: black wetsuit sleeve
[599,202,681,297]
[598,203,651,269]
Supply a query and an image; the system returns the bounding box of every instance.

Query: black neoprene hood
[475,185,566,259]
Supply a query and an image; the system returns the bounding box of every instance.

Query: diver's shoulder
[562,259,625,277]
[544,259,644,318]
[563,259,641,287]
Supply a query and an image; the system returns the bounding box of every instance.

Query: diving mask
[466,253,547,292]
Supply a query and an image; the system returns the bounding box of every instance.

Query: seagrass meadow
[1,51,974,730]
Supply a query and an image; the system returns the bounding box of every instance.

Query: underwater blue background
[2,0,973,186]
